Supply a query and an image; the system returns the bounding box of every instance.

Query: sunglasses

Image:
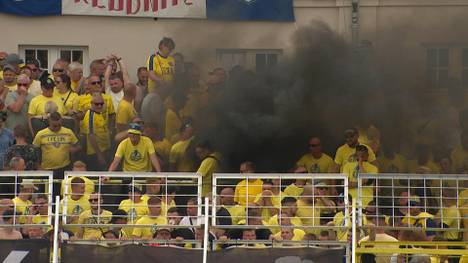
[90,81,101,85]
[17,83,29,87]
[53,68,64,73]
[309,144,320,147]
[93,102,104,106]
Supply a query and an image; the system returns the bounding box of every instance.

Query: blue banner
[0,0,61,16]
[207,0,295,21]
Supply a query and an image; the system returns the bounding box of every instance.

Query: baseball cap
[314,181,328,187]
[128,123,142,135]
[156,227,171,233]
[2,64,16,73]
[4,54,24,66]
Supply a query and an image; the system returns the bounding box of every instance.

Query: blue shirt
[0,128,14,169]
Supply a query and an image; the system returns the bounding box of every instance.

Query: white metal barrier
[0,171,53,226]
[357,173,468,235]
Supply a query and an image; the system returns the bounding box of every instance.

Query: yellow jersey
[296,153,334,173]
[437,205,460,240]
[32,215,49,225]
[132,215,167,239]
[334,144,376,171]
[74,93,115,134]
[266,214,303,234]
[272,228,305,241]
[78,209,113,240]
[116,99,136,127]
[169,138,195,172]
[32,127,79,169]
[224,205,246,225]
[146,53,175,93]
[115,136,156,172]
[283,184,304,198]
[82,110,111,155]
[234,179,263,206]
[296,199,321,234]
[12,197,32,224]
[164,108,181,143]
[254,191,284,222]
[28,94,66,116]
[451,145,468,173]
[197,152,221,197]
[61,195,90,234]
[343,161,378,208]
[154,138,172,163]
[118,199,148,223]
[53,89,78,113]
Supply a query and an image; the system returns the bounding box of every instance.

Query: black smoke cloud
[194,22,384,172]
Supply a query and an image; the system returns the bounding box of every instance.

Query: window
[426,48,449,89]
[216,49,282,72]
[19,45,88,75]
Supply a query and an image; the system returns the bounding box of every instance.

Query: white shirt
[106,87,123,112]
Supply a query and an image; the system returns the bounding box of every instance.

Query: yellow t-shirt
[224,205,246,225]
[146,53,175,93]
[359,234,399,263]
[53,89,78,113]
[254,191,284,222]
[272,228,306,241]
[82,110,111,155]
[234,179,263,206]
[283,184,304,198]
[61,195,90,234]
[451,145,468,173]
[376,153,407,173]
[71,80,79,93]
[333,211,350,241]
[12,197,32,224]
[61,176,95,196]
[296,199,321,234]
[78,209,113,240]
[32,214,49,225]
[169,138,194,172]
[165,109,181,143]
[118,199,148,223]
[116,99,136,127]
[459,189,468,206]
[197,152,221,197]
[296,153,334,173]
[334,144,376,171]
[32,127,78,169]
[343,161,378,208]
[75,93,115,134]
[132,215,167,239]
[154,139,172,163]
[28,94,66,116]
[266,214,303,234]
[115,136,156,172]
[437,205,460,240]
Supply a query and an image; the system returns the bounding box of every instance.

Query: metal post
[351,200,357,263]
[203,197,209,263]
[53,196,61,263]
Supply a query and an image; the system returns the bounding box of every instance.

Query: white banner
[62,0,206,18]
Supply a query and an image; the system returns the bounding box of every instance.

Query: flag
[0,0,61,16]
[206,0,295,21]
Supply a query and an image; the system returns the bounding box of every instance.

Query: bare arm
[149,153,161,172]
[7,93,27,113]
[118,58,130,85]
[28,114,35,137]
[108,156,122,171]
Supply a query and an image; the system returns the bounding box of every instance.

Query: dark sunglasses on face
[17,83,29,87]
[53,68,64,73]
[90,81,101,85]
[93,102,104,106]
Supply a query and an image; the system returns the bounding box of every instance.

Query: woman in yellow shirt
[53,74,78,116]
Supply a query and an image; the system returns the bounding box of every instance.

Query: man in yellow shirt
[76,192,113,240]
[195,140,221,197]
[147,37,176,96]
[436,188,461,241]
[254,179,284,222]
[143,122,172,170]
[109,123,161,172]
[234,161,263,206]
[25,194,49,225]
[116,83,137,133]
[118,185,148,223]
[132,196,167,240]
[450,131,468,173]
[294,137,334,173]
[82,93,111,170]
[334,128,376,172]
[343,145,378,208]
[28,74,66,136]
[12,182,36,224]
[32,112,80,197]
[61,177,90,235]
[219,187,245,225]
[266,198,302,234]
[296,185,321,234]
[169,121,195,172]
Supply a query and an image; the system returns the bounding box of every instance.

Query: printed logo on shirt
[72,205,83,215]
[130,150,142,162]
[309,164,320,173]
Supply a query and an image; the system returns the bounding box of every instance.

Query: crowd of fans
[0,37,468,262]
